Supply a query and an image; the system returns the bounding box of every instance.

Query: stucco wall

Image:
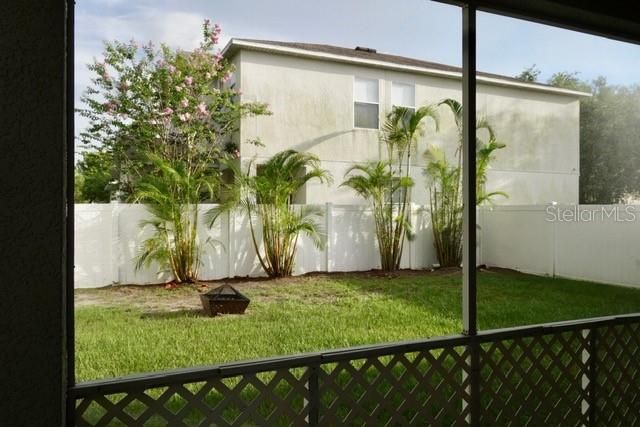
[236,50,581,205]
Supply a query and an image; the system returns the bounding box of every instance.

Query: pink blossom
[222,73,231,83]
[180,99,189,108]
[129,38,139,49]
[196,102,208,118]
[204,19,211,26]
[184,76,193,86]
[167,65,176,74]
[214,23,221,34]
[178,112,191,122]
[211,34,219,44]
[161,107,173,116]
[94,61,106,75]
[103,101,117,114]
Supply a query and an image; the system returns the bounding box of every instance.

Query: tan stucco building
[223,39,590,205]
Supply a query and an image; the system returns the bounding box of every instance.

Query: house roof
[222,38,591,98]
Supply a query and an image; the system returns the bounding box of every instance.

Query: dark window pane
[354,102,379,129]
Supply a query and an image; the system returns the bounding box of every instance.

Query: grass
[75,269,640,383]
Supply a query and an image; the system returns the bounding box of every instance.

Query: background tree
[515,64,541,83]
[78,20,269,283]
[551,74,640,203]
[210,150,332,278]
[343,105,439,271]
[519,66,640,203]
[547,71,589,91]
[75,150,114,202]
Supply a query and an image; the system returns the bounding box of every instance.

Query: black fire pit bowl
[200,284,250,316]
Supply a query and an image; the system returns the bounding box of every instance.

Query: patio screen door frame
[444,0,640,339]
[461,4,477,337]
[62,1,640,424]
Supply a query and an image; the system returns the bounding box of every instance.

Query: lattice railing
[592,321,640,426]
[70,314,640,426]
[317,342,471,425]
[478,328,590,426]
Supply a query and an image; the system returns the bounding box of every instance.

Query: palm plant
[476,133,507,205]
[341,161,397,270]
[425,145,463,267]
[209,150,332,278]
[343,105,439,271]
[425,98,506,267]
[135,153,217,283]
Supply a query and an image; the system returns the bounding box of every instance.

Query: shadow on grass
[332,268,463,312]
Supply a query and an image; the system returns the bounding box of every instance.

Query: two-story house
[222,39,590,205]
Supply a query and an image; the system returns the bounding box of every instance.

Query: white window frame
[391,81,416,112]
[353,77,380,130]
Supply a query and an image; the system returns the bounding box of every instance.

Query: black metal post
[65,1,76,426]
[462,5,480,426]
[462,3,478,338]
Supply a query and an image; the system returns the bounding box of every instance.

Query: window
[354,77,379,129]
[391,82,415,112]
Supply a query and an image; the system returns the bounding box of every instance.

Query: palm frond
[206,149,332,277]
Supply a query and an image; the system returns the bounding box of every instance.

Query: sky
[75,0,640,143]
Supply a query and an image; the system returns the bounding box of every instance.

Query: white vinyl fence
[480,204,640,288]
[75,203,640,288]
[74,203,438,288]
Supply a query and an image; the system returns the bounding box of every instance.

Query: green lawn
[75,269,640,382]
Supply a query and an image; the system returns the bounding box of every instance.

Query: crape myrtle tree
[424,99,506,267]
[342,106,439,272]
[77,20,269,283]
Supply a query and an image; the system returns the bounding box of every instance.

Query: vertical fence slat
[325,202,332,273]
[588,327,597,425]
[468,338,481,426]
[307,364,319,426]
[228,210,234,278]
